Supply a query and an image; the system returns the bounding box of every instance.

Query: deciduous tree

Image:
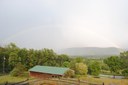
[104,56,122,74]
[88,61,101,76]
[75,63,88,75]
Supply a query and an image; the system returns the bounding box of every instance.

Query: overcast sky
[0,0,128,50]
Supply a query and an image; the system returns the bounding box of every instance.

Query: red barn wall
[29,71,62,79]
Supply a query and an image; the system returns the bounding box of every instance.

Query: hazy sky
[0,0,128,50]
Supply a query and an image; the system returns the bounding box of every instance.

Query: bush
[10,63,27,77]
[64,69,75,78]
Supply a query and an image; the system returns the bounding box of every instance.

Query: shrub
[10,63,27,77]
[64,69,75,78]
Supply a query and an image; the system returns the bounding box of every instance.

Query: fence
[38,78,104,85]
[4,78,104,85]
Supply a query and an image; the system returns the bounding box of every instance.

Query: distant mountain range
[57,47,124,58]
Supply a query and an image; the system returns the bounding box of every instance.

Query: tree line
[0,43,70,73]
[104,53,128,77]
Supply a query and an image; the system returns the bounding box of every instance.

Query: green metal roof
[29,65,69,75]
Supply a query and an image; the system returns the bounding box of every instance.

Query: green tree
[42,48,58,66]
[122,69,128,78]
[75,63,88,75]
[101,63,109,71]
[63,61,70,67]
[57,54,70,66]
[36,49,46,65]
[75,57,85,63]
[5,43,19,54]
[88,61,101,76]
[104,56,122,74]
[18,48,28,67]
[9,52,19,67]
[70,57,85,70]
[0,47,6,72]
[5,43,20,71]
[27,49,36,68]
[120,51,128,68]
[70,59,76,70]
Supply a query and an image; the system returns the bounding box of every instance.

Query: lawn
[0,74,27,84]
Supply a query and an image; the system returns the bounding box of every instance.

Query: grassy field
[0,74,128,85]
[80,76,128,85]
[30,77,128,85]
[0,74,27,84]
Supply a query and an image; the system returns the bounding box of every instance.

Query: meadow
[80,76,128,85]
[0,74,27,84]
[0,74,128,85]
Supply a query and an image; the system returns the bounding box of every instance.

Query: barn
[29,65,69,79]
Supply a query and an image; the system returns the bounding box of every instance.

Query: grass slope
[0,75,27,84]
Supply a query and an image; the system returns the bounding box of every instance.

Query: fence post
[103,82,104,85]
[78,78,80,85]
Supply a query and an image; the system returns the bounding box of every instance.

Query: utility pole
[3,56,5,74]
